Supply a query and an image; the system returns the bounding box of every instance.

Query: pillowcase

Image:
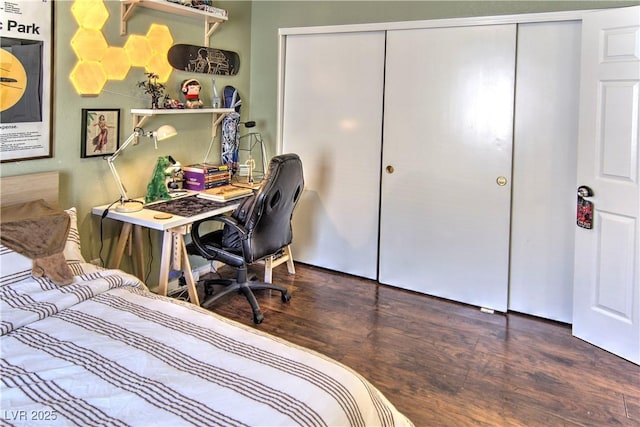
[63,207,86,263]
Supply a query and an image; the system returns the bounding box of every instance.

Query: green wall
[2,0,638,286]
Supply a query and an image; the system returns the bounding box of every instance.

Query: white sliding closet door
[509,21,581,323]
[379,25,516,312]
[281,31,385,279]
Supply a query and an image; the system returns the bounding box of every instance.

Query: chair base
[201,277,291,324]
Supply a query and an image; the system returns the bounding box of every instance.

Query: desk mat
[144,195,234,217]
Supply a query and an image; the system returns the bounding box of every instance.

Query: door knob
[577,185,594,198]
[496,176,507,186]
[386,165,394,174]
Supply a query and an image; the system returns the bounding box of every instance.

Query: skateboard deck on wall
[167,44,239,76]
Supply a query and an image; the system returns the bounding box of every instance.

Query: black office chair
[186,153,304,323]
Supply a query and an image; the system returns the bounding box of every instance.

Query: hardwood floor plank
[198,263,640,426]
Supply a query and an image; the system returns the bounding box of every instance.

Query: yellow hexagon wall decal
[102,47,131,80]
[71,28,109,62]
[124,35,153,68]
[71,0,109,31]
[146,24,173,54]
[69,0,176,95]
[70,61,108,96]
[145,53,172,83]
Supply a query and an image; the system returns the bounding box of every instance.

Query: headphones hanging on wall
[181,78,201,93]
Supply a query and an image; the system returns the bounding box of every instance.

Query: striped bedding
[1,257,412,426]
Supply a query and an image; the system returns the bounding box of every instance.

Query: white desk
[92,193,242,305]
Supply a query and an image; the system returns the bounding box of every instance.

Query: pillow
[63,207,86,263]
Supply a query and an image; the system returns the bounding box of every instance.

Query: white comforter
[1,262,412,427]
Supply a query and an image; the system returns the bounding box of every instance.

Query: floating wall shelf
[120,0,228,46]
[131,108,235,140]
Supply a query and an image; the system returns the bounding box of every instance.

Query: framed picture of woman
[81,109,120,158]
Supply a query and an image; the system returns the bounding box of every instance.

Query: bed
[0,172,412,426]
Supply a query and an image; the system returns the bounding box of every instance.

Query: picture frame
[0,1,54,162]
[81,109,120,158]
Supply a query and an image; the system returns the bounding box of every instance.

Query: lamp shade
[155,125,177,141]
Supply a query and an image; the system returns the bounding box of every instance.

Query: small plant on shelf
[138,72,166,109]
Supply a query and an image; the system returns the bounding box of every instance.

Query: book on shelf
[196,184,254,202]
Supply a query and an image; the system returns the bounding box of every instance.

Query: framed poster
[81,109,120,158]
[0,1,54,162]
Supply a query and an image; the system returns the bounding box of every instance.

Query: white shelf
[131,108,235,138]
[131,108,234,115]
[120,0,228,45]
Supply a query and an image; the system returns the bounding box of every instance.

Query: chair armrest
[191,214,245,234]
[204,214,248,236]
[189,214,249,261]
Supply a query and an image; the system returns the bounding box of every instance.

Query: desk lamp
[107,125,177,213]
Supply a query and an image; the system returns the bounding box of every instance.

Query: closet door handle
[386,165,395,174]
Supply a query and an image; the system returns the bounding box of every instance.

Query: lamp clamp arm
[109,127,146,162]
[105,126,147,203]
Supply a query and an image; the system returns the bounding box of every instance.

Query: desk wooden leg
[157,230,173,296]
[157,228,200,306]
[179,236,200,306]
[109,223,145,281]
[111,223,132,269]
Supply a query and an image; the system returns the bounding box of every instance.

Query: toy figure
[163,94,184,109]
[181,78,203,109]
[145,156,173,203]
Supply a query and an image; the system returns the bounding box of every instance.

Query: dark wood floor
[199,263,640,426]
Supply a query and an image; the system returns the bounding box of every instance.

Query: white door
[380,25,516,312]
[573,6,640,364]
[281,31,386,279]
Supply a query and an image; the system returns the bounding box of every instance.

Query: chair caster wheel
[253,312,264,324]
[281,291,292,303]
